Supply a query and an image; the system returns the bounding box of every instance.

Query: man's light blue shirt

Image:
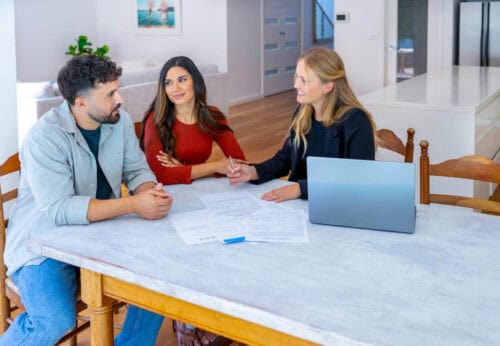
[5,102,156,275]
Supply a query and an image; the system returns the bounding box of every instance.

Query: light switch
[335,12,349,23]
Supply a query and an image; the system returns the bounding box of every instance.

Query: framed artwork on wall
[133,0,182,35]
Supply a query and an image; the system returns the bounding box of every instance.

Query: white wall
[384,0,398,87]
[97,0,228,72]
[0,0,18,162]
[14,0,98,82]
[227,0,262,105]
[334,0,386,95]
[14,0,228,82]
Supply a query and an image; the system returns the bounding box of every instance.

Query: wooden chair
[419,140,500,214]
[121,122,145,197]
[0,153,90,345]
[377,127,415,163]
[134,121,143,140]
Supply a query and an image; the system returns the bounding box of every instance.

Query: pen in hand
[229,155,235,170]
[228,155,244,180]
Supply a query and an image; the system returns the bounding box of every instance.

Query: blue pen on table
[222,236,246,244]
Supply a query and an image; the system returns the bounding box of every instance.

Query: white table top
[359,66,500,113]
[29,178,500,346]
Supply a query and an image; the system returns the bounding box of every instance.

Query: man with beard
[0,55,172,345]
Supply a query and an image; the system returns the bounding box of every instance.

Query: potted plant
[66,35,110,60]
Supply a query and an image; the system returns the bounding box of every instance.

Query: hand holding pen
[227,156,258,185]
[229,156,236,171]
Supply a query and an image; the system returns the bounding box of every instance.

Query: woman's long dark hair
[139,56,231,156]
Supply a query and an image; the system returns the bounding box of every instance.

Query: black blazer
[252,108,375,199]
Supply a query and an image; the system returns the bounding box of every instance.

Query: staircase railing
[313,0,334,42]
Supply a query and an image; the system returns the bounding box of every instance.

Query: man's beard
[88,104,121,124]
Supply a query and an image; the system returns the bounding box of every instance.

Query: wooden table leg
[81,269,115,346]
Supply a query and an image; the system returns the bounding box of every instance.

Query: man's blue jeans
[0,259,164,346]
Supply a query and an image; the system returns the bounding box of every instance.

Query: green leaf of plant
[66,35,111,59]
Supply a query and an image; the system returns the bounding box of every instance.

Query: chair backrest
[377,128,415,163]
[419,140,500,214]
[0,153,20,233]
[0,153,20,332]
[134,122,143,140]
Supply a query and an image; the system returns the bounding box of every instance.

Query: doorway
[397,0,428,81]
[386,0,428,85]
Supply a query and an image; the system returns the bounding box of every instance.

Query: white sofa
[16,60,228,142]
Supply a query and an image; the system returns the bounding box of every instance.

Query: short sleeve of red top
[143,106,246,185]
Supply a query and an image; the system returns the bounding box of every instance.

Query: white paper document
[168,209,248,245]
[246,209,309,242]
[170,191,308,245]
[199,191,266,217]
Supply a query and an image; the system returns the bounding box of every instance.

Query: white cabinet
[359,66,500,199]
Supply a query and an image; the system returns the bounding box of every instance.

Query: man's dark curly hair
[57,55,122,105]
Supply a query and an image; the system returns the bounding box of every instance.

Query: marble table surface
[29,177,500,345]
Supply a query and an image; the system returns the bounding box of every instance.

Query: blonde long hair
[291,48,377,151]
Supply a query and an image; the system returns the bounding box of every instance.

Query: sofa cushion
[17,81,56,98]
[119,59,157,70]
[198,64,218,75]
[118,60,219,87]
[51,81,61,96]
[120,66,162,87]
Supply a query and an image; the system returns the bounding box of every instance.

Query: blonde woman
[227,47,376,201]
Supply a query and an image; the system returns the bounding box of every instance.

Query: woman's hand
[157,151,182,167]
[214,157,247,175]
[226,163,257,185]
[261,184,300,202]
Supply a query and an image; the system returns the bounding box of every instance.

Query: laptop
[307,157,416,233]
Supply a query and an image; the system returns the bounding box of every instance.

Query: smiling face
[293,59,333,114]
[164,66,195,106]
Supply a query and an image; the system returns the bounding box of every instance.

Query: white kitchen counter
[360,66,500,199]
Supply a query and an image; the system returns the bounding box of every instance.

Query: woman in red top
[140,56,246,185]
[140,56,240,345]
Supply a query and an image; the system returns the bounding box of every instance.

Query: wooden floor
[64,90,298,346]
[210,90,297,163]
